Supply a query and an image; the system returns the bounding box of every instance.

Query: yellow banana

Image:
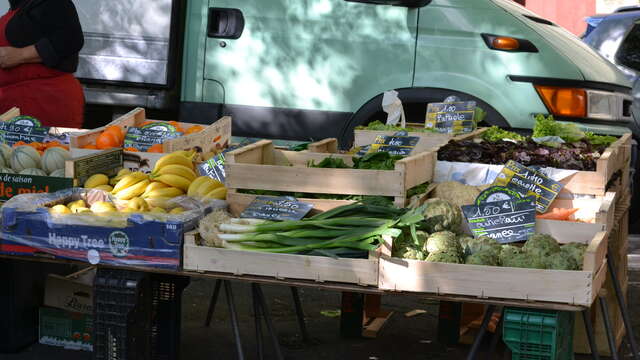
[154,174,191,192]
[114,179,150,200]
[84,174,109,188]
[142,182,169,196]
[94,184,114,192]
[187,176,212,197]
[169,207,185,214]
[173,149,197,158]
[127,197,150,212]
[145,196,171,209]
[204,187,227,200]
[112,172,148,194]
[109,177,119,186]
[141,187,184,199]
[152,164,197,181]
[117,168,132,177]
[153,153,195,173]
[197,179,224,197]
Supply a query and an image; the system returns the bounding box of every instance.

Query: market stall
[0,105,636,360]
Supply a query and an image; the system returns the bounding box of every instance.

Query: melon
[19,168,47,176]
[0,167,13,174]
[11,146,40,172]
[49,168,66,177]
[0,143,12,166]
[42,147,70,174]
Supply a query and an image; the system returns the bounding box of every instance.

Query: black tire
[338,87,510,150]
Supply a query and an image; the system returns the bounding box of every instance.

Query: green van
[179,0,636,145]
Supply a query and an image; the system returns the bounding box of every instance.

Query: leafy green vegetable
[308,157,350,169]
[353,151,403,170]
[289,143,309,151]
[585,132,618,147]
[532,114,584,143]
[355,120,437,133]
[481,126,525,142]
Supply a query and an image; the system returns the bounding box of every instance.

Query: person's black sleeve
[31,0,84,68]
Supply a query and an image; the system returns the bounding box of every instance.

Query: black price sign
[240,196,313,221]
[425,101,476,134]
[462,196,537,244]
[356,131,419,157]
[493,160,564,213]
[123,122,183,152]
[0,116,49,146]
[197,153,226,183]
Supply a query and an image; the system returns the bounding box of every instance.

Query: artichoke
[466,236,501,257]
[426,250,462,264]
[425,231,461,255]
[545,252,579,270]
[422,198,462,233]
[465,249,499,266]
[499,245,522,266]
[561,243,587,269]
[392,231,428,260]
[523,233,561,258]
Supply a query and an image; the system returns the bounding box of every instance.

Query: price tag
[240,196,313,221]
[0,116,50,146]
[462,196,537,244]
[425,101,476,134]
[123,122,183,151]
[356,131,419,157]
[475,186,523,205]
[492,160,564,213]
[197,153,226,183]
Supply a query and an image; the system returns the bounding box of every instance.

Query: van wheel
[339,88,509,149]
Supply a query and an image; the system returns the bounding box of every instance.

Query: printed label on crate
[240,196,313,221]
[197,153,226,183]
[356,131,419,157]
[72,149,124,186]
[462,196,537,244]
[0,174,73,201]
[492,160,564,213]
[123,122,183,152]
[0,116,50,146]
[425,101,476,134]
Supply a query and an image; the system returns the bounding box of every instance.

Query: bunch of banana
[188,176,226,200]
[111,171,150,200]
[150,151,198,192]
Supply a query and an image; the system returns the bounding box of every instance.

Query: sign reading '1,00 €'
[424,101,477,134]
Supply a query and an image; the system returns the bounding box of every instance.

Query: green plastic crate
[503,308,574,360]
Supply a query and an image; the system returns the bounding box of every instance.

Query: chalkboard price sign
[356,131,420,157]
[493,160,564,213]
[123,122,183,152]
[197,153,226,183]
[462,196,536,244]
[0,116,50,146]
[240,196,314,221]
[425,101,476,134]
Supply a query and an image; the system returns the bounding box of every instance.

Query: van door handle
[208,8,245,39]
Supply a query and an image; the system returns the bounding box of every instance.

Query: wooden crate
[352,126,487,154]
[0,107,19,121]
[225,139,435,209]
[539,191,617,229]
[378,223,608,306]
[183,230,381,286]
[70,107,232,172]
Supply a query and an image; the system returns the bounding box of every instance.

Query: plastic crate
[93,268,189,360]
[503,308,575,360]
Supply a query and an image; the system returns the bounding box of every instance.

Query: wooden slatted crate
[182,230,381,286]
[378,223,608,306]
[225,139,435,211]
[352,126,487,153]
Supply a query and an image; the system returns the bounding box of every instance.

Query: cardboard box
[45,267,95,315]
[39,307,92,351]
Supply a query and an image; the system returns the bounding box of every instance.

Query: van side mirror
[344,0,431,7]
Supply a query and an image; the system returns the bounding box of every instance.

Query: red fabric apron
[0,9,84,128]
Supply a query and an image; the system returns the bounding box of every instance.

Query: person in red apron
[0,0,84,128]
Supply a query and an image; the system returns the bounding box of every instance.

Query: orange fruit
[146,143,164,153]
[185,125,204,135]
[124,147,139,152]
[82,144,98,149]
[95,131,121,150]
[104,125,124,144]
[12,141,27,148]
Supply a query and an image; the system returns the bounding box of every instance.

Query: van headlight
[534,85,631,121]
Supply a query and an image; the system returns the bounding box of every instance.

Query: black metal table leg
[607,253,640,360]
[224,281,245,360]
[599,293,620,360]
[204,279,223,327]
[290,286,310,342]
[252,284,264,360]
[466,305,496,360]
[486,307,503,360]
[255,284,285,360]
[582,309,601,360]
